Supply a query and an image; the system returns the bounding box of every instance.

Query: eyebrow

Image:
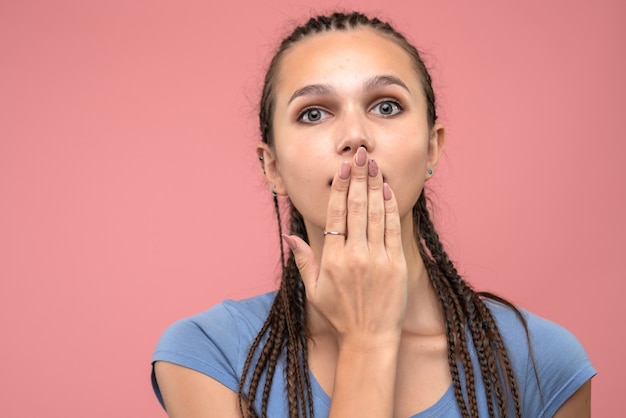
[288,84,336,105]
[363,75,411,94]
[287,75,410,105]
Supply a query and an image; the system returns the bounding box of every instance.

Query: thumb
[282,234,319,293]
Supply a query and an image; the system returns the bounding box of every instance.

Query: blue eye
[372,101,402,117]
[298,108,330,123]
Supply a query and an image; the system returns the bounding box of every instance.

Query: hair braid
[416,196,480,416]
[423,259,473,418]
[469,318,496,416]
[287,207,315,417]
[415,192,525,417]
[478,288,540,412]
[239,296,283,417]
[260,325,284,417]
[476,299,524,415]
[475,302,507,414]
[239,196,313,417]
[283,262,306,417]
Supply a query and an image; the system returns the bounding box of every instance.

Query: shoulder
[484,299,591,368]
[151,292,277,407]
[484,299,596,417]
[172,291,277,338]
[154,291,276,358]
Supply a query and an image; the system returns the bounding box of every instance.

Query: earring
[428,169,433,175]
[271,184,277,197]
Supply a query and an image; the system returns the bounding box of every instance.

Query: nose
[335,110,374,156]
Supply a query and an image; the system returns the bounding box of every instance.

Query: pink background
[1,1,624,416]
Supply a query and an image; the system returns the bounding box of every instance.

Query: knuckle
[385,199,398,214]
[385,224,402,239]
[294,255,309,272]
[368,181,383,191]
[350,168,368,182]
[347,199,367,216]
[346,249,368,270]
[323,256,340,271]
[327,205,347,222]
[332,178,350,192]
[367,208,384,224]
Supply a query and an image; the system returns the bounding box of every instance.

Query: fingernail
[355,146,367,166]
[282,234,297,251]
[368,159,378,177]
[383,183,392,201]
[338,161,351,179]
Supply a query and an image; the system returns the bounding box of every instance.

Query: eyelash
[297,107,329,123]
[371,100,403,117]
[296,99,404,123]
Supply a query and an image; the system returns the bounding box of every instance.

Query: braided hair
[239,11,527,417]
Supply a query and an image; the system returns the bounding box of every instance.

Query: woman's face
[260,28,444,237]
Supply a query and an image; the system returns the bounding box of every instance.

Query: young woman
[151,12,595,417]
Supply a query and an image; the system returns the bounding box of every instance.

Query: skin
[154,27,592,417]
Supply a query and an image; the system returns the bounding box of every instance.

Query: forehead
[274,28,421,96]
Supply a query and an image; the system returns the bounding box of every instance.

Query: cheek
[384,141,429,209]
[274,135,333,181]
[276,152,326,200]
[385,138,429,173]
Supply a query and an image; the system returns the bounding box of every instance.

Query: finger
[366,159,385,248]
[383,183,403,257]
[324,160,351,249]
[346,146,369,243]
[282,234,319,296]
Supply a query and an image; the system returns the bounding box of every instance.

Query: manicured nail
[355,146,367,166]
[368,159,378,177]
[338,161,351,179]
[383,183,392,201]
[282,234,297,251]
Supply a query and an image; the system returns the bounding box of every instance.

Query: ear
[256,142,287,195]
[426,123,446,180]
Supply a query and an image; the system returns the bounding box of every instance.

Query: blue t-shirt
[152,292,595,417]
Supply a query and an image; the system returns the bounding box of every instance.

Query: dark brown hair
[239,11,526,418]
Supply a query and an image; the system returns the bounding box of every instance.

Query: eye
[297,107,330,124]
[371,100,402,117]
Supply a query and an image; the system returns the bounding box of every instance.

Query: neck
[399,214,446,336]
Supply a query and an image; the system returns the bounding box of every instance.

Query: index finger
[324,161,351,246]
